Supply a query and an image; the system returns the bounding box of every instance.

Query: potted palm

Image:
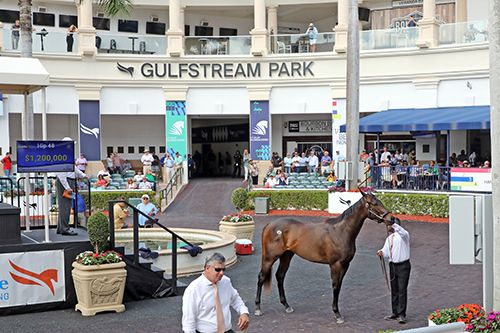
[72,212,127,316]
[219,188,255,241]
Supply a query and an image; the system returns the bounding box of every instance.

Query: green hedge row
[82,190,157,210]
[246,190,449,218]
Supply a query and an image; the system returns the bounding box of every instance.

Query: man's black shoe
[398,316,407,324]
[384,314,398,321]
[61,230,78,236]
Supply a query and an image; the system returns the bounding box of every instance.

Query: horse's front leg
[330,262,349,324]
[276,251,295,313]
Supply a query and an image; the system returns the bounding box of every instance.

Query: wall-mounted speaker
[358,8,370,22]
[200,20,209,27]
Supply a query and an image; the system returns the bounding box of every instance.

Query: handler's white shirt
[56,168,86,190]
[380,223,410,263]
[182,274,249,333]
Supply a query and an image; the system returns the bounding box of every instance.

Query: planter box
[72,261,127,316]
[219,220,255,242]
[328,192,363,214]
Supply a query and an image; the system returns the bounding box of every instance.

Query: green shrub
[82,190,156,211]
[87,212,109,253]
[247,190,328,211]
[231,188,248,212]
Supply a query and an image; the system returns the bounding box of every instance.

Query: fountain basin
[115,227,237,277]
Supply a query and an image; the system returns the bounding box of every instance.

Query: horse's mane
[326,194,366,224]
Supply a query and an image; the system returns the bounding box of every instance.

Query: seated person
[265,175,278,188]
[145,169,156,182]
[277,173,288,186]
[133,171,144,182]
[94,174,108,189]
[138,178,152,189]
[113,199,129,229]
[122,160,132,173]
[71,191,88,228]
[265,165,275,178]
[136,194,158,227]
[126,178,137,189]
[326,171,336,182]
[97,168,111,182]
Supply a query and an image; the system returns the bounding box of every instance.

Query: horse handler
[377,222,411,324]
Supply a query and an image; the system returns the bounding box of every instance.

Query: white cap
[141,194,149,199]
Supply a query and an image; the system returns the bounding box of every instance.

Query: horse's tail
[261,223,273,292]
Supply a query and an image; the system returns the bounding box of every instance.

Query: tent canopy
[0,57,49,94]
[339,106,490,133]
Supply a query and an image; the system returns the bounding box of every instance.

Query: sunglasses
[213,267,226,272]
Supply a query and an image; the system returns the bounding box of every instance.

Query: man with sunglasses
[182,253,250,333]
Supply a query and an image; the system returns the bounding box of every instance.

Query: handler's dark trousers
[56,178,75,233]
[389,260,411,317]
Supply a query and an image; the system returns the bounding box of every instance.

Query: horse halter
[365,200,392,224]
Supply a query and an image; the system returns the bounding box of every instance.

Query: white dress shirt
[380,223,410,263]
[56,168,86,190]
[182,274,249,333]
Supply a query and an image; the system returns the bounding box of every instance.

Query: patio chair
[277,41,292,53]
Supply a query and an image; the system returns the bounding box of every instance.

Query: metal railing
[0,177,14,205]
[364,165,451,191]
[160,167,184,210]
[184,35,251,55]
[270,32,335,54]
[108,199,201,296]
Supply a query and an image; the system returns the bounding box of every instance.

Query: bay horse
[254,189,399,323]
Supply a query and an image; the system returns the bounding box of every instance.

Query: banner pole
[42,87,50,243]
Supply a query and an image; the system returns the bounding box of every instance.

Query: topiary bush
[87,212,110,254]
[231,188,249,212]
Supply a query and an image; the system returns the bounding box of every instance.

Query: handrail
[160,167,183,207]
[108,199,202,296]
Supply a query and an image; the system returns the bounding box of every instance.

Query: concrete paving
[0,178,482,333]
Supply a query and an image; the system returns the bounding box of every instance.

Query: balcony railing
[3,29,79,53]
[184,35,251,55]
[439,20,489,45]
[361,26,419,50]
[96,33,166,55]
[270,32,335,54]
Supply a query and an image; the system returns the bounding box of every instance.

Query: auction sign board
[450,167,492,192]
[17,140,75,173]
[0,250,66,308]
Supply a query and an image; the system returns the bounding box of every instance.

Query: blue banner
[166,101,187,158]
[249,101,270,160]
[17,140,75,173]
[79,101,101,161]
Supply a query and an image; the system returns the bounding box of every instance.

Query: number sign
[17,141,75,173]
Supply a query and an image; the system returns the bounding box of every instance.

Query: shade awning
[339,106,490,133]
[0,57,50,94]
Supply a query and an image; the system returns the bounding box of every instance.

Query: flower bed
[220,213,253,223]
[428,304,500,332]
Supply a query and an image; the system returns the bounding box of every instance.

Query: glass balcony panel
[439,20,488,45]
[271,32,335,54]
[361,27,419,50]
[96,33,166,55]
[30,30,79,53]
[185,36,251,55]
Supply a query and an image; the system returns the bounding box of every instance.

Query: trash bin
[0,203,21,245]
[255,197,269,214]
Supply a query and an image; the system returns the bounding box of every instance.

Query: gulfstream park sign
[117,61,315,79]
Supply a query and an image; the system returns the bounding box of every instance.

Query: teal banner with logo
[166,101,187,159]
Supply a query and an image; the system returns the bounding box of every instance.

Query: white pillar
[267,6,278,53]
[180,6,185,35]
[334,0,349,53]
[0,94,9,163]
[77,0,97,56]
[167,0,183,56]
[0,22,4,51]
[41,88,50,242]
[456,0,468,22]
[251,0,268,56]
[416,0,439,48]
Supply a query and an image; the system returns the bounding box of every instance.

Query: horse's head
[359,188,400,226]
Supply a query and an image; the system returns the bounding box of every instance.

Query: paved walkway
[1,178,482,333]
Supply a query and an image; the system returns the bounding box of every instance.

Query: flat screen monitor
[17,140,75,173]
[33,12,55,26]
[0,9,19,24]
[195,26,213,36]
[118,19,138,33]
[93,17,110,31]
[146,21,166,35]
[219,28,237,36]
[59,14,77,28]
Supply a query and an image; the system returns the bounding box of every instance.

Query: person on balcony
[66,25,78,52]
[306,22,318,52]
[11,20,20,50]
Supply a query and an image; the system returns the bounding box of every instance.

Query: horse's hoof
[254,309,263,316]
[285,307,294,313]
[336,317,345,324]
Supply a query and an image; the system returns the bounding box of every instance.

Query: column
[248,87,271,184]
[0,22,4,51]
[334,0,349,53]
[455,0,467,22]
[0,94,9,173]
[167,0,183,57]
[251,0,268,56]
[180,6,185,35]
[416,0,439,48]
[267,6,278,53]
[77,0,97,56]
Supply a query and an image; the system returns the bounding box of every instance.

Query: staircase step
[124,255,153,270]
[150,265,165,278]
[114,246,125,256]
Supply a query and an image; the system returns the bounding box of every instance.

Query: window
[128,146,135,154]
[107,146,114,156]
[59,14,77,28]
[423,144,430,153]
[93,17,110,31]
[146,21,166,35]
[149,146,156,153]
[159,146,166,154]
[0,10,19,23]
[139,146,145,153]
[117,146,124,154]
[185,25,190,36]
[118,19,138,33]
[33,12,55,26]
[195,26,213,36]
[219,28,237,36]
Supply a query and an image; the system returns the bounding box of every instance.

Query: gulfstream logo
[139,61,314,79]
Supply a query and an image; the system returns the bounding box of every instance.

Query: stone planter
[72,261,127,316]
[328,192,363,214]
[428,319,436,326]
[219,220,255,242]
[49,212,58,226]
